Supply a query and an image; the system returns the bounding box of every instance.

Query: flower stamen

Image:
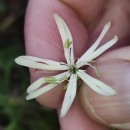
[69,65,77,74]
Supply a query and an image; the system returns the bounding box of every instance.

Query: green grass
[0,0,60,130]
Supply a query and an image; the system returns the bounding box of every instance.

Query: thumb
[58,97,111,130]
[79,46,130,130]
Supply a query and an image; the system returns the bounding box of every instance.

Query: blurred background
[0,0,60,130]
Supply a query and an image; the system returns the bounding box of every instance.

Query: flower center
[69,65,77,74]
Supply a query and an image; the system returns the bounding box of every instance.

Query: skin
[25,0,130,130]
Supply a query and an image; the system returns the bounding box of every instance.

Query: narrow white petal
[76,61,95,69]
[76,61,86,68]
[27,77,45,94]
[76,62,100,77]
[77,70,117,96]
[54,14,69,44]
[77,70,107,95]
[54,14,74,64]
[86,73,117,96]
[19,56,62,65]
[77,22,111,64]
[60,74,77,117]
[26,72,70,100]
[26,84,58,100]
[15,56,68,70]
[86,36,118,62]
[27,71,70,94]
[60,18,74,64]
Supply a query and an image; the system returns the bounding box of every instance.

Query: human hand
[24,0,130,130]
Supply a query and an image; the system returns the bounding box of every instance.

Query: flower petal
[27,77,45,94]
[76,61,95,69]
[26,84,58,100]
[27,71,70,94]
[26,72,70,100]
[18,56,62,65]
[77,22,111,64]
[60,74,77,117]
[54,14,74,64]
[15,56,68,70]
[77,70,117,96]
[86,36,118,62]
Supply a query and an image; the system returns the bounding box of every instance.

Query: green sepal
[44,77,60,84]
[64,39,72,48]
[93,65,100,77]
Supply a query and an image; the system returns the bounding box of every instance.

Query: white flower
[15,14,118,117]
